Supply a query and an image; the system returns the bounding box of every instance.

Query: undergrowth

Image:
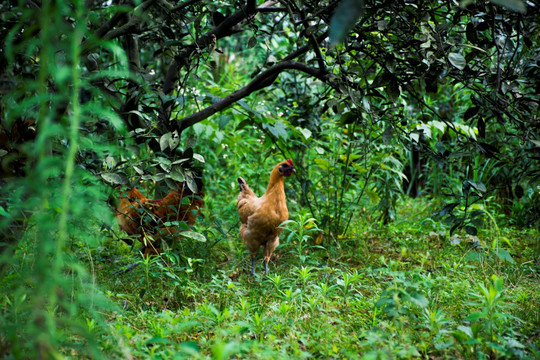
[64,198,539,359]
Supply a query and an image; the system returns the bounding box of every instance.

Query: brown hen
[116,182,204,256]
[237,159,295,275]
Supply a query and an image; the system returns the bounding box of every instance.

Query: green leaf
[314,158,331,170]
[212,341,241,360]
[155,157,172,172]
[462,180,471,195]
[490,0,526,13]
[248,36,257,49]
[382,126,393,145]
[169,169,184,182]
[180,231,206,242]
[448,52,467,70]
[450,222,464,236]
[0,205,8,217]
[465,251,486,262]
[504,338,526,349]
[329,0,365,46]
[145,337,173,345]
[169,130,180,149]
[268,121,288,140]
[386,81,400,101]
[466,312,485,322]
[470,210,485,218]
[237,99,260,118]
[179,341,201,355]
[100,172,128,185]
[464,106,479,120]
[163,221,190,231]
[172,159,189,165]
[84,104,125,130]
[465,225,477,236]
[105,156,116,169]
[456,325,473,338]
[159,133,171,151]
[218,115,232,130]
[185,173,198,193]
[435,141,446,155]
[299,127,312,140]
[469,181,486,193]
[409,292,429,308]
[491,275,504,292]
[433,203,460,217]
[133,166,144,175]
[193,153,205,163]
[152,173,166,181]
[495,248,515,264]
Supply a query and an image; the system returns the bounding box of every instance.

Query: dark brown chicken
[237,159,295,275]
[116,182,204,256]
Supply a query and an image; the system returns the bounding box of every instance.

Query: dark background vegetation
[0,0,538,358]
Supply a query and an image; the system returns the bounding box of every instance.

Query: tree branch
[82,0,155,53]
[175,61,328,133]
[296,7,327,76]
[283,31,328,61]
[162,0,280,95]
[102,17,143,40]
[94,10,126,39]
[172,0,201,12]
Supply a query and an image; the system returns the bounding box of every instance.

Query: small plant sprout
[281,213,323,264]
[249,312,267,341]
[450,276,527,357]
[214,307,230,327]
[199,302,215,318]
[337,269,362,303]
[276,301,293,317]
[236,297,250,314]
[296,266,314,288]
[315,281,337,299]
[280,287,301,302]
[267,273,285,291]
[422,307,449,337]
[211,341,241,360]
[305,295,319,314]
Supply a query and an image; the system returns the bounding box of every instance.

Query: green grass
[78,198,539,359]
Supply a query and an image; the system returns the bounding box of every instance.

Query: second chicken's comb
[287,159,294,167]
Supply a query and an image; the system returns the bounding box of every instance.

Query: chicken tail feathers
[237,177,245,188]
[237,177,256,197]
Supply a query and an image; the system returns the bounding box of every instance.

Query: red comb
[287,159,294,167]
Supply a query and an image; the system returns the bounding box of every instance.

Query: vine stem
[56,0,85,270]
